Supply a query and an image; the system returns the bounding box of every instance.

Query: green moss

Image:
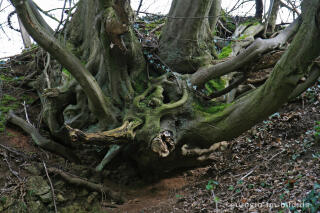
[193,101,230,114]
[62,68,73,80]
[204,78,226,95]
[218,44,232,59]
[243,19,260,26]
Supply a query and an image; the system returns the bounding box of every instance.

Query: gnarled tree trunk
[10,0,320,173]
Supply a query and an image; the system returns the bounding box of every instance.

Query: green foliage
[218,44,232,59]
[283,183,320,213]
[206,180,219,191]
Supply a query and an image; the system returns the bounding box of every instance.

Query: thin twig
[43,162,58,213]
[54,0,68,34]
[23,101,31,125]
[136,0,144,16]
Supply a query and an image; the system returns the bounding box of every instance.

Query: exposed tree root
[95,145,121,172]
[289,64,320,100]
[181,141,229,157]
[66,120,142,144]
[6,111,78,162]
[47,167,125,204]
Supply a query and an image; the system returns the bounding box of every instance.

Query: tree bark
[255,0,264,19]
[209,0,221,32]
[269,0,281,33]
[18,17,32,48]
[158,0,215,74]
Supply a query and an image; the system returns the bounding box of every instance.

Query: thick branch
[11,0,117,125]
[190,19,300,86]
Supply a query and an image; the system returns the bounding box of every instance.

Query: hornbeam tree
[9,0,320,173]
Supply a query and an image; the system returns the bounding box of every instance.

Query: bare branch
[136,0,143,16]
[190,19,300,86]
